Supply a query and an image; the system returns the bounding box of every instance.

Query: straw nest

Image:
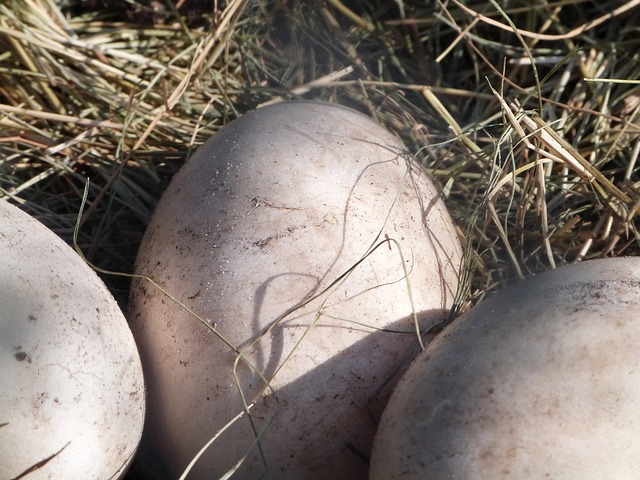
[1,0,639,476]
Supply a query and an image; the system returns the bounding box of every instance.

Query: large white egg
[370,257,640,479]
[0,200,145,479]
[128,101,462,479]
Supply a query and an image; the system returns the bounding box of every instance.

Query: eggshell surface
[0,200,145,479]
[128,101,462,479]
[370,257,640,480]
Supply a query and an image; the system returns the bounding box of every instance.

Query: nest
[1,0,639,475]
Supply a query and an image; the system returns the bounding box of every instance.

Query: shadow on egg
[137,308,446,480]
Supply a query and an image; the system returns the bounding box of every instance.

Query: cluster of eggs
[2,101,639,479]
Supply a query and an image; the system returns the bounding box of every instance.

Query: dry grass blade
[0,104,124,128]
[448,0,640,41]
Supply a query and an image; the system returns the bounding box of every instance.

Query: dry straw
[1,0,639,475]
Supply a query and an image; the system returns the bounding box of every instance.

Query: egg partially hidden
[129,101,462,479]
[0,200,145,479]
[370,257,640,479]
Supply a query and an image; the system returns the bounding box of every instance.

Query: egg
[370,257,640,479]
[128,101,462,479]
[0,200,145,479]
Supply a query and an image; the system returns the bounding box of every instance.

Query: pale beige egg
[129,101,462,479]
[371,257,640,480]
[0,200,145,479]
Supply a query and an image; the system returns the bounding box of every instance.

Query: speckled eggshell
[0,200,145,479]
[128,101,462,479]
[370,257,640,480]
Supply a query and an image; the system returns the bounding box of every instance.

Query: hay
[1,0,639,475]
[2,0,638,310]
